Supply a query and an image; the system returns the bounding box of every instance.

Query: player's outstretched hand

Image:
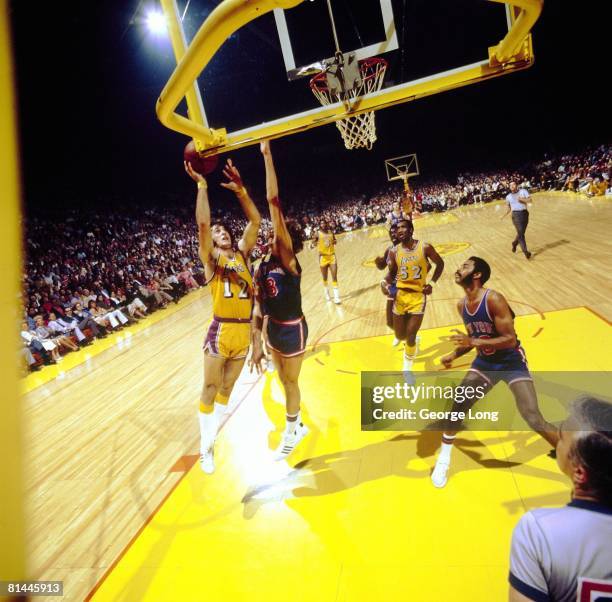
[380,280,391,297]
[220,159,244,193]
[260,140,271,155]
[449,328,471,348]
[184,161,205,184]
[248,346,265,375]
[440,353,454,369]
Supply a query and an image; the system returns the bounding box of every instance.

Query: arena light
[146,10,167,36]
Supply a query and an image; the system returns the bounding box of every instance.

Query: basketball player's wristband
[197,180,207,190]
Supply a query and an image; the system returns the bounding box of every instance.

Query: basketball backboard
[156,0,541,155]
[385,154,419,182]
[273,0,398,81]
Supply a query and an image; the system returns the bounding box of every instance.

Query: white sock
[333,286,340,296]
[198,411,218,453]
[439,440,455,462]
[213,402,227,424]
[285,412,300,434]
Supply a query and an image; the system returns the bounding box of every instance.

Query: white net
[310,58,387,150]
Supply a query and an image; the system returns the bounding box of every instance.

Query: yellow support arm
[489,0,543,64]
[157,0,543,155]
[156,0,304,150]
[160,0,208,135]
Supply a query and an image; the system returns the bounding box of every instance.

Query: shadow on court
[241,429,565,519]
[530,239,570,258]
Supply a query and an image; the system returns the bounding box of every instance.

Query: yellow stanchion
[0,0,28,597]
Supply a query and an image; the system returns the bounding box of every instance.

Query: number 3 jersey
[210,251,253,320]
[392,240,429,292]
[255,254,303,321]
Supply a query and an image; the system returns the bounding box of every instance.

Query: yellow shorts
[203,318,250,360]
[393,289,426,315]
[319,254,336,267]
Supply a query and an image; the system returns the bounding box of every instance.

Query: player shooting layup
[185,158,261,474]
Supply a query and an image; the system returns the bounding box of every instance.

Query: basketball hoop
[310,58,388,150]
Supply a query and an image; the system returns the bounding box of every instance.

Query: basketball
[184,140,219,175]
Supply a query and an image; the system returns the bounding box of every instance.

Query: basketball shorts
[203,317,251,360]
[266,316,308,358]
[319,254,336,267]
[469,347,532,386]
[393,288,426,315]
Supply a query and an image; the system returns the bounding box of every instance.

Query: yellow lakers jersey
[394,240,428,291]
[318,231,335,255]
[210,251,253,319]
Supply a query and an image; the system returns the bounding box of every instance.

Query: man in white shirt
[502,181,532,259]
[509,396,612,601]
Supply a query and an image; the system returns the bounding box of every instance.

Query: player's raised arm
[220,158,261,255]
[249,291,265,375]
[260,140,299,275]
[423,243,444,294]
[185,161,216,280]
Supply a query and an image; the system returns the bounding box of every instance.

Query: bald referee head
[557,396,612,505]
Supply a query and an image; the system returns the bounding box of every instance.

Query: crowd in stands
[21,143,610,372]
[21,210,204,371]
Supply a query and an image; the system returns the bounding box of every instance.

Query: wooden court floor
[21,192,612,601]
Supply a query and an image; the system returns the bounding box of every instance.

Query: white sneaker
[274,423,309,460]
[333,295,341,305]
[392,337,400,347]
[431,458,450,488]
[200,447,215,474]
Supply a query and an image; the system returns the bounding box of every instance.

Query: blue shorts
[469,347,532,386]
[266,316,308,358]
[386,283,398,300]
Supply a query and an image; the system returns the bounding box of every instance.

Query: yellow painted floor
[89,306,612,602]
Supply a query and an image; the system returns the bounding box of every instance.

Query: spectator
[61,306,106,340]
[34,314,79,354]
[47,311,90,347]
[21,322,60,363]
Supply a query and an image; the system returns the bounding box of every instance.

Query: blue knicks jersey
[462,289,525,363]
[256,255,303,321]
